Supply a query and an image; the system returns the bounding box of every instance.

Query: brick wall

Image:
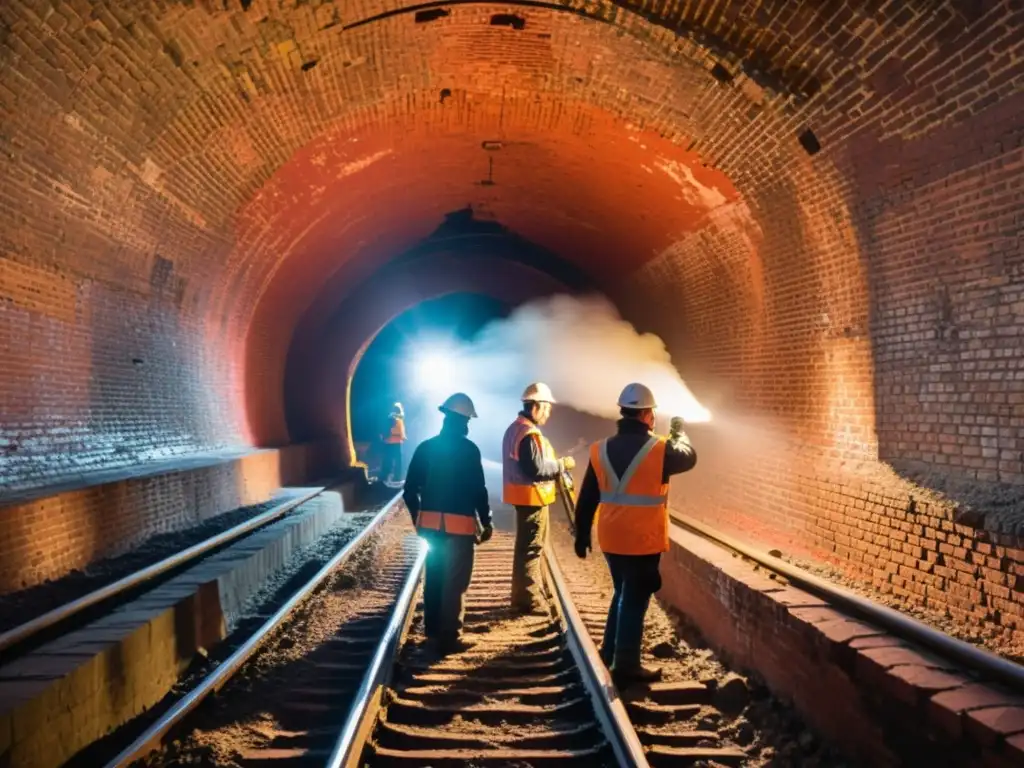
[619,9,1024,641]
[0,440,338,594]
[2,0,1024,637]
[659,526,1024,768]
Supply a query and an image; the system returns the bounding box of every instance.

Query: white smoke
[401,295,710,459]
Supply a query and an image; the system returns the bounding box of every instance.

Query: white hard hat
[392,402,404,413]
[617,382,657,410]
[521,382,556,404]
[439,392,478,419]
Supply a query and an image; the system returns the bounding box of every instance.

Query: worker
[380,402,406,485]
[501,382,575,614]
[403,392,494,655]
[573,383,697,687]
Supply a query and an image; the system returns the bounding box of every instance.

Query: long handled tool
[556,467,578,536]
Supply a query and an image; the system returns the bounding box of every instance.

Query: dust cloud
[402,294,710,463]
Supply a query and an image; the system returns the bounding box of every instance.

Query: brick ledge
[658,525,1024,768]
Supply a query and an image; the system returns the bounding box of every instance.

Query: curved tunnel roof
[1,0,1020,493]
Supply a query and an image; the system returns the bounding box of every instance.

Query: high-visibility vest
[384,416,406,444]
[416,510,477,537]
[501,416,557,507]
[591,435,669,555]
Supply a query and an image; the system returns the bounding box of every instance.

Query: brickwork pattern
[659,526,1024,768]
[1,0,1024,636]
[0,440,336,594]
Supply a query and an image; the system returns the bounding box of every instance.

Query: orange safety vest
[591,436,669,555]
[384,416,406,444]
[501,416,557,507]
[416,510,477,537]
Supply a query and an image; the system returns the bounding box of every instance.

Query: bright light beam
[407,341,460,398]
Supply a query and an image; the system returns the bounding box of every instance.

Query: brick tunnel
[2,1,1024,762]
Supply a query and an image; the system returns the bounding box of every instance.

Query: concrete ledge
[658,525,1024,768]
[0,483,360,768]
[0,439,343,594]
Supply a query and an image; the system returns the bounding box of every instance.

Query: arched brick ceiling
[1,0,1020,492]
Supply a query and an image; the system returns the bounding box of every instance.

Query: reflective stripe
[598,491,669,506]
[598,436,660,504]
[416,510,477,536]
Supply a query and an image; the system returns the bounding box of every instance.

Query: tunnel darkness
[2,1,1024,631]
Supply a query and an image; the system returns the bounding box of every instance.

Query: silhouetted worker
[501,382,575,614]
[573,382,697,687]
[403,393,494,655]
[380,402,406,485]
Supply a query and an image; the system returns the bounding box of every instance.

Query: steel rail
[325,541,428,768]
[671,512,1024,691]
[544,547,651,768]
[103,490,404,768]
[0,486,325,655]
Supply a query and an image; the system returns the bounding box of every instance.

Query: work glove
[477,524,494,544]
[574,538,590,559]
[560,456,576,472]
[668,416,691,446]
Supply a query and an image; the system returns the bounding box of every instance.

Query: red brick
[886,666,969,708]
[966,707,1024,747]
[930,685,1024,738]
[1005,732,1024,760]
[859,645,958,671]
[848,635,904,650]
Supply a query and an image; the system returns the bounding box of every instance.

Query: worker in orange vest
[573,383,697,687]
[380,402,406,486]
[501,382,575,614]
[403,393,494,655]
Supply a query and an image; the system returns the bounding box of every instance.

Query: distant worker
[573,383,697,687]
[502,382,575,614]
[380,402,406,486]
[403,393,494,655]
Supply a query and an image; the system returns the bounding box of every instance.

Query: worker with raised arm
[403,393,494,655]
[573,383,697,688]
[380,402,407,486]
[502,382,576,614]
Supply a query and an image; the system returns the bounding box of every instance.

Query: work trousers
[421,531,476,643]
[511,505,548,611]
[601,552,663,670]
[380,443,403,483]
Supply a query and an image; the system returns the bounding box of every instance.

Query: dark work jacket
[403,418,492,528]
[574,418,697,548]
[515,411,562,482]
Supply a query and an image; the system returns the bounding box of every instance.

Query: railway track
[88,495,407,767]
[89,506,762,768]
[0,485,329,657]
[357,535,616,766]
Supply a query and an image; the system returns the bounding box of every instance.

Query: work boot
[612,663,663,689]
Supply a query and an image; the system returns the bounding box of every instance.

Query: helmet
[521,382,556,404]
[439,392,478,419]
[392,402,404,415]
[617,383,657,410]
